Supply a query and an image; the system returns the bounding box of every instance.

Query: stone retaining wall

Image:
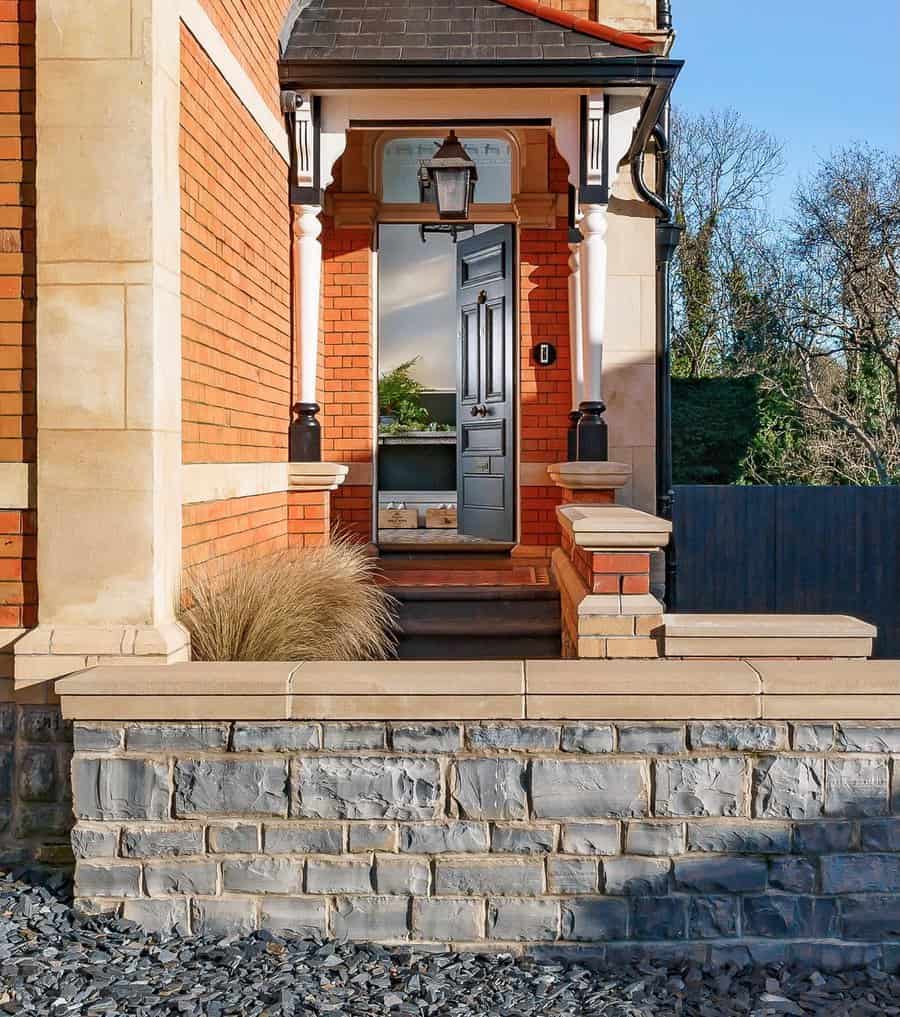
[70,718,900,967]
[0,704,72,864]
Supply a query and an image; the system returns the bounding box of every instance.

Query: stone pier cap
[55,658,900,723]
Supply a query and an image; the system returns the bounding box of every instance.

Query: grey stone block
[73,724,123,752]
[673,857,768,893]
[400,822,489,854]
[307,856,373,894]
[836,724,900,752]
[487,899,557,941]
[603,857,670,895]
[709,942,792,969]
[560,899,627,941]
[618,725,684,755]
[391,724,461,753]
[208,823,259,854]
[792,820,853,854]
[560,724,614,754]
[753,756,824,819]
[821,853,900,894]
[607,942,707,966]
[0,704,14,740]
[689,896,737,938]
[259,898,327,936]
[791,723,835,751]
[434,859,543,896]
[625,821,684,857]
[654,757,744,818]
[263,824,342,855]
[376,856,429,895]
[323,723,386,750]
[295,756,440,820]
[19,707,68,743]
[532,760,647,819]
[0,748,11,799]
[71,824,119,859]
[17,748,57,802]
[222,857,303,894]
[742,895,838,939]
[192,899,257,937]
[125,723,229,752]
[145,860,217,896]
[467,724,559,752]
[792,942,883,972]
[490,824,555,854]
[121,826,204,858]
[451,758,527,820]
[560,822,620,855]
[349,823,395,852]
[15,804,70,838]
[73,757,170,821]
[546,857,598,894]
[690,722,786,751]
[769,856,816,894]
[76,861,142,898]
[841,895,900,941]
[825,758,889,817]
[412,898,481,941]
[175,759,288,817]
[631,897,687,940]
[686,821,791,854]
[332,896,410,941]
[861,818,900,851]
[232,723,319,752]
[123,899,189,937]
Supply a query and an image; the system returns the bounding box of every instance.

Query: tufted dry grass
[178,534,398,662]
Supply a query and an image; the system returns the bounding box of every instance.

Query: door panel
[456,225,515,542]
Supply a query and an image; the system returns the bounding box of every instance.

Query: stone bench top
[664,613,877,638]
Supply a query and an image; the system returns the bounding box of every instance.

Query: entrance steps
[379,557,562,660]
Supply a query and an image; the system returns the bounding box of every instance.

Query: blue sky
[671,0,899,215]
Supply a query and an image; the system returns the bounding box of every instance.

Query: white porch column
[568,243,584,410]
[15,0,188,684]
[289,204,324,460]
[576,203,610,459]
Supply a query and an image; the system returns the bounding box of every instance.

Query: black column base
[576,400,608,461]
[289,402,322,462]
[567,410,581,461]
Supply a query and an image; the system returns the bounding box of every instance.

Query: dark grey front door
[456,225,516,542]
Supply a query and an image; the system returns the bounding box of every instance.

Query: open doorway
[376,222,516,551]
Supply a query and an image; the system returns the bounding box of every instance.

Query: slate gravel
[2,870,900,1016]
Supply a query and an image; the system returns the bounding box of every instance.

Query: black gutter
[629,90,681,609]
[279,56,682,91]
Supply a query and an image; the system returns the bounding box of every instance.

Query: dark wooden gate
[673,485,900,658]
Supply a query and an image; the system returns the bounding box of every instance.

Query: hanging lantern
[418,131,478,220]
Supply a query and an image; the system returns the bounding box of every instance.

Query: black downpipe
[630,104,681,609]
[657,0,673,32]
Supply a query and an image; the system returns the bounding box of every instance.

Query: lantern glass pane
[382,136,511,203]
[434,167,469,218]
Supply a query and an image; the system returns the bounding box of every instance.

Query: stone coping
[665,614,876,638]
[548,461,632,490]
[557,505,672,548]
[54,659,900,722]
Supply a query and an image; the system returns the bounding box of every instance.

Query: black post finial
[576,400,608,462]
[289,402,322,462]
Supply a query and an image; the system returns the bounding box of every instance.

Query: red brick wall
[195,0,285,115]
[183,493,289,575]
[0,1,34,628]
[518,143,572,547]
[180,25,291,468]
[320,216,374,539]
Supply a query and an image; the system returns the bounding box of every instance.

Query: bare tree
[670,108,784,377]
[762,146,900,484]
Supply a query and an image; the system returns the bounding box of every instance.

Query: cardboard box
[378,508,418,529]
[425,507,457,529]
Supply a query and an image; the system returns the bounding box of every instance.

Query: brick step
[392,589,562,660]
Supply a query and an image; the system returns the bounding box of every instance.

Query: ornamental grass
[178,534,398,661]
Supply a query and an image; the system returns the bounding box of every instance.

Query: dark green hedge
[671,377,762,484]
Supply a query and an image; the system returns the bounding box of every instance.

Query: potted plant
[378,358,431,432]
